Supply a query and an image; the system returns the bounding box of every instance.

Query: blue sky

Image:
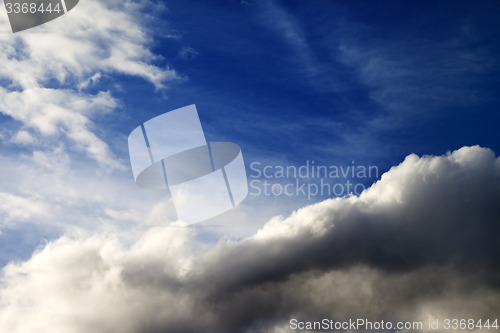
[111,0,500,172]
[0,1,499,331]
[1,0,499,265]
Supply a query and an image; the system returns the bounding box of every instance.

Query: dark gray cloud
[1,146,499,333]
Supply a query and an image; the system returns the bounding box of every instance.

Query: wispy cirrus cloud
[334,13,500,129]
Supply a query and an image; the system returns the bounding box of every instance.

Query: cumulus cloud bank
[0,145,498,332]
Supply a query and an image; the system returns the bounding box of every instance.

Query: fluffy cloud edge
[0,145,499,333]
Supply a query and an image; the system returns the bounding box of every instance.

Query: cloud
[0,192,52,224]
[0,0,179,167]
[0,87,120,168]
[335,18,500,127]
[10,130,34,145]
[177,46,199,60]
[0,0,177,90]
[0,143,169,237]
[254,0,329,90]
[0,145,499,332]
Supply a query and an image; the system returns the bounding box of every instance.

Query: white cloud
[177,46,199,60]
[0,87,120,168]
[10,130,34,145]
[336,24,498,125]
[0,192,52,223]
[0,144,169,236]
[0,0,177,90]
[78,72,102,91]
[256,0,323,86]
[0,146,498,332]
[0,0,179,167]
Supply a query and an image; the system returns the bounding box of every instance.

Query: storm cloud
[0,145,499,332]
